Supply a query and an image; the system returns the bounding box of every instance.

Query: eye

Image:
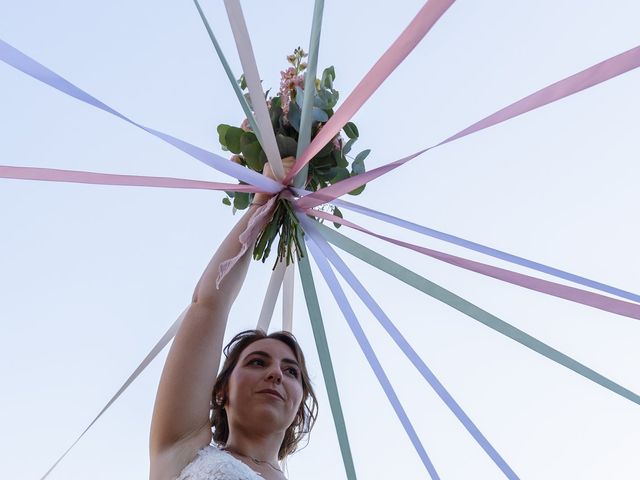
[247,358,265,367]
[285,367,299,378]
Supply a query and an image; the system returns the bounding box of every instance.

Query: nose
[266,367,282,384]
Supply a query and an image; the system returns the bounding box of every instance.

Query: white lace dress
[176,444,263,480]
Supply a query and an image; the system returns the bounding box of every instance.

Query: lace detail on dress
[176,444,263,480]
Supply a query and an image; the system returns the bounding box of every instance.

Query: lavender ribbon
[0,38,282,193]
[302,217,441,479]
[331,198,640,304]
[300,215,519,479]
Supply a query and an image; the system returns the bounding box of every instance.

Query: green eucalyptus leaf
[316,88,339,109]
[321,66,335,89]
[351,148,370,175]
[217,124,231,146]
[243,92,253,110]
[314,89,328,109]
[295,86,305,108]
[343,122,359,139]
[332,206,343,229]
[342,138,356,155]
[311,154,335,170]
[233,191,251,210]
[269,97,283,129]
[276,134,298,158]
[329,89,339,108]
[259,150,268,171]
[222,197,231,206]
[241,141,264,171]
[329,167,350,183]
[287,102,301,132]
[238,74,247,90]
[316,139,335,158]
[312,107,329,123]
[348,183,366,196]
[240,131,258,147]
[333,150,348,168]
[225,127,244,154]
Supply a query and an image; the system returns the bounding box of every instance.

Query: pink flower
[279,67,305,114]
[240,118,251,132]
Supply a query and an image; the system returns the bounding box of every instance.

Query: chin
[244,404,292,432]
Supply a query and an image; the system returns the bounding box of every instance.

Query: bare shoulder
[149,426,212,480]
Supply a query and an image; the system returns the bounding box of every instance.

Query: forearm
[150,202,267,453]
[192,203,263,312]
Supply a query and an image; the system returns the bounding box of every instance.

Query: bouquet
[217,48,370,266]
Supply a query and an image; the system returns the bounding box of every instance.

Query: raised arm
[149,158,293,478]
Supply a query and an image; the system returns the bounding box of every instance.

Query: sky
[1,1,639,479]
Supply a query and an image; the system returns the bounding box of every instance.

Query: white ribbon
[39,308,187,479]
[256,261,287,332]
[282,265,295,332]
[223,0,284,181]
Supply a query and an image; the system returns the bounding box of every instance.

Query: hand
[252,156,296,206]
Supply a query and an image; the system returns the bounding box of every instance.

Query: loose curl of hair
[210,329,318,460]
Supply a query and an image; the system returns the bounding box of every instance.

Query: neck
[224,423,284,465]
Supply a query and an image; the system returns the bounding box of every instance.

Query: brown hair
[210,329,318,460]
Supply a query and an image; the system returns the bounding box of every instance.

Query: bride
[149,157,318,479]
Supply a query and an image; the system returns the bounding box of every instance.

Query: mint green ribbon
[316,222,640,406]
[192,0,262,145]
[294,0,325,187]
[298,250,358,480]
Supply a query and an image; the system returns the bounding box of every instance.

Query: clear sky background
[1,1,639,479]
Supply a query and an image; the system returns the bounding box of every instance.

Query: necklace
[221,446,283,473]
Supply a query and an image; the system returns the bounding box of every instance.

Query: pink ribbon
[0,165,265,193]
[308,209,640,321]
[297,44,640,209]
[283,0,455,184]
[216,195,279,288]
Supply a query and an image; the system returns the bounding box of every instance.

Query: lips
[257,388,284,401]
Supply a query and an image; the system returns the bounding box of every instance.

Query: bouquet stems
[253,199,304,268]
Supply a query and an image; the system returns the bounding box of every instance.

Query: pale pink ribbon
[216,195,278,288]
[0,165,264,192]
[296,44,640,210]
[309,209,640,321]
[283,0,455,184]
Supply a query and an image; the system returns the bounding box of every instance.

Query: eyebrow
[245,350,299,367]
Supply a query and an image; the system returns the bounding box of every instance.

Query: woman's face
[225,338,304,435]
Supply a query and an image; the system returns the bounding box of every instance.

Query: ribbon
[0,165,263,192]
[223,0,285,180]
[303,222,441,479]
[293,0,325,188]
[298,254,358,480]
[330,198,640,304]
[296,44,640,209]
[282,265,295,332]
[217,195,278,288]
[39,309,186,479]
[284,0,456,184]
[316,222,640,406]
[309,209,640,321]
[0,38,282,193]
[191,0,262,144]
[256,260,287,332]
[300,215,518,479]
[295,149,427,210]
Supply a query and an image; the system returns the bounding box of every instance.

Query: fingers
[280,156,296,177]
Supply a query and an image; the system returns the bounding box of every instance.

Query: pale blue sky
[1,1,639,479]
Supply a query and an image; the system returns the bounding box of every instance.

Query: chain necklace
[221,446,283,473]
